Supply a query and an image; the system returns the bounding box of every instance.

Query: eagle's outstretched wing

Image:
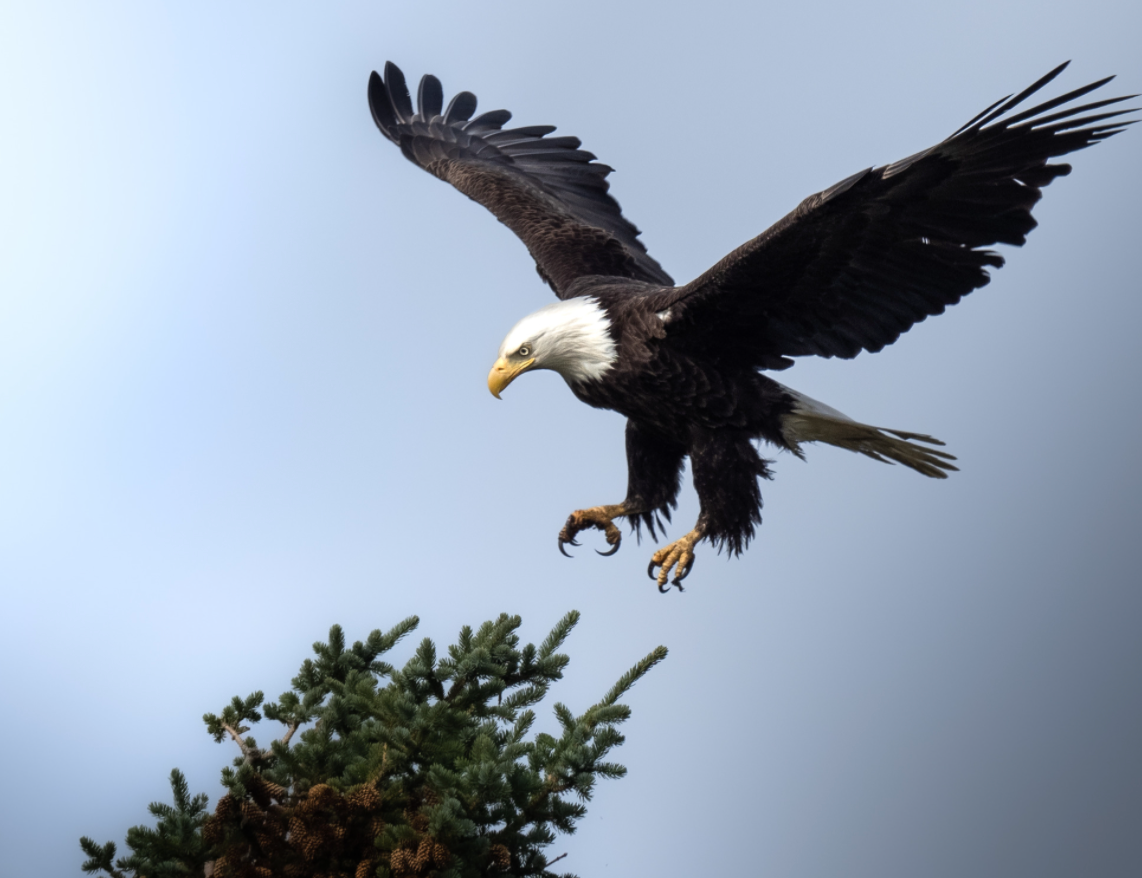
[368,62,673,297]
[663,63,1136,364]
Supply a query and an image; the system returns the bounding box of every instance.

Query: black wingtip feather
[1049,108,1136,132]
[443,91,478,124]
[1001,75,1116,127]
[974,61,1071,129]
[417,74,443,120]
[1024,94,1137,130]
[463,108,511,132]
[367,70,397,138]
[384,61,413,122]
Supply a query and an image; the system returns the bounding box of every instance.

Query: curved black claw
[558,533,582,557]
[675,555,695,583]
[647,559,658,581]
[596,531,621,557]
[657,579,671,594]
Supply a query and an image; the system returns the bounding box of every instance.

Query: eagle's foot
[647,529,702,593]
[557,504,627,558]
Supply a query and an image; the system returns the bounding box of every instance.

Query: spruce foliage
[80,769,211,877]
[81,612,666,878]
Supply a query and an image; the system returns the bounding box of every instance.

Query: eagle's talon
[557,505,625,559]
[649,530,701,592]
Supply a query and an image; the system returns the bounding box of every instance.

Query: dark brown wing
[663,63,1135,363]
[368,62,672,297]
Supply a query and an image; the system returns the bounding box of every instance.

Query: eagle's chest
[569,344,758,435]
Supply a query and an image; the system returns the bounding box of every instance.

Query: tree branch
[223,718,300,765]
[220,723,255,760]
[278,719,301,749]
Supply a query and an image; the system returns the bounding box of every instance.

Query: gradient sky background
[2,2,1140,875]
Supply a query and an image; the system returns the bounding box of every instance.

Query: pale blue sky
[1,2,1140,875]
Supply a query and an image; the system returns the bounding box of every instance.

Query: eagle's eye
[518,345,531,357]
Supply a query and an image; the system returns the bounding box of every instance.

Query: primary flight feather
[367,61,1135,591]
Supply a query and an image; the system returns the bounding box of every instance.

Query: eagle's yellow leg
[558,504,628,557]
[648,527,704,592]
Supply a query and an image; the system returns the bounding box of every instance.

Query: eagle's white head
[488,298,617,398]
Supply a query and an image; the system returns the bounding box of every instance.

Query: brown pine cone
[432,841,452,867]
[356,785,381,810]
[263,780,286,799]
[490,843,511,870]
[202,816,223,845]
[413,836,432,869]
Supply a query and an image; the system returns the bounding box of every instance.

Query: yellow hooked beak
[487,356,536,399]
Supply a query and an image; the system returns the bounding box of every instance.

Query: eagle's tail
[777,385,958,479]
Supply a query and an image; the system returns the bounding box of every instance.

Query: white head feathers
[498,298,617,385]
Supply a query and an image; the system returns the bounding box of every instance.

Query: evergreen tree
[81,611,666,878]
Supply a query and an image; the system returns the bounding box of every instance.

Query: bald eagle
[367,62,1134,591]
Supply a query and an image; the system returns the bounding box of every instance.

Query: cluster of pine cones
[388,836,453,875]
[202,776,389,878]
[199,774,522,876]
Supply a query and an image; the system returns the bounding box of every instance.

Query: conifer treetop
[81,611,667,878]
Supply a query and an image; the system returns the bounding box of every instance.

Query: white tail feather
[779,386,958,479]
